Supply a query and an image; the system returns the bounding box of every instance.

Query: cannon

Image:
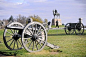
[65,18,84,35]
[65,23,84,35]
[3,22,59,52]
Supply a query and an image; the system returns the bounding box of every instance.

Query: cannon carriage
[3,22,59,52]
[65,23,84,35]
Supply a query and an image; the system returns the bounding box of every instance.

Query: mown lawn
[0,29,86,57]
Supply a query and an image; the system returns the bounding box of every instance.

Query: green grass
[0,29,86,57]
[51,25,65,28]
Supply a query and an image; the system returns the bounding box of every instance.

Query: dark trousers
[56,24,59,28]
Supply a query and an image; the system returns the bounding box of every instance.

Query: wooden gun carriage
[65,23,84,35]
[3,22,59,53]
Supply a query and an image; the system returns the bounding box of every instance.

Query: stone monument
[52,9,62,26]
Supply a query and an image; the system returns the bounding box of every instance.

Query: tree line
[8,14,48,25]
[0,14,48,28]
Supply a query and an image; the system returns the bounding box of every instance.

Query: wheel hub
[77,27,81,31]
[68,27,71,31]
[31,34,38,41]
[12,34,20,41]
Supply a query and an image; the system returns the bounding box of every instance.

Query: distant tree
[8,15,14,22]
[44,19,48,23]
[28,15,43,23]
[17,14,26,25]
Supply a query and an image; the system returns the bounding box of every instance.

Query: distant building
[0,20,6,28]
[3,20,8,25]
[52,19,62,25]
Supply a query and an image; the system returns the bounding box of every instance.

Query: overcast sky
[0,0,86,25]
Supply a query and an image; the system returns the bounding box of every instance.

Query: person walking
[56,20,59,28]
[48,21,51,28]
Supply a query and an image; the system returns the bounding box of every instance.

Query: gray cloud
[0,7,5,10]
[75,0,86,4]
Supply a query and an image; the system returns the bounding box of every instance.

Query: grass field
[0,29,86,57]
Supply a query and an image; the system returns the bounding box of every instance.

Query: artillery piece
[65,18,84,35]
[3,22,59,52]
[65,23,84,35]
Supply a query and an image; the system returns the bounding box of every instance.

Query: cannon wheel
[75,23,84,35]
[3,22,24,50]
[22,22,47,52]
[65,23,74,35]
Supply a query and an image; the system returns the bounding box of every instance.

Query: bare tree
[17,14,26,25]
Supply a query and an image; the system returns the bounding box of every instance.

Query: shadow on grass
[0,50,17,56]
[48,33,77,36]
[0,49,27,56]
[48,33,86,36]
[48,33,66,36]
[83,33,86,35]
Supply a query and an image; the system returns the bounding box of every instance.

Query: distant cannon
[65,18,84,35]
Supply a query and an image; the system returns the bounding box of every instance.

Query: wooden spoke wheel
[65,23,74,35]
[22,22,47,52]
[75,23,84,35]
[3,22,24,50]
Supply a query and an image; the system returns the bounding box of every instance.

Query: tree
[8,15,14,22]
[28,15,43,23]
[17,14,26,25]
[44,19,48,23]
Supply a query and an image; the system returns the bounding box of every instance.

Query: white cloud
[34,0,47,2]
[16,2,23,5]
[24,0,47,3]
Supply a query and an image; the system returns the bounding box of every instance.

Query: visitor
[56,20,59,28]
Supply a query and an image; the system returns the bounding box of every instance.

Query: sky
[0,0,86,25]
